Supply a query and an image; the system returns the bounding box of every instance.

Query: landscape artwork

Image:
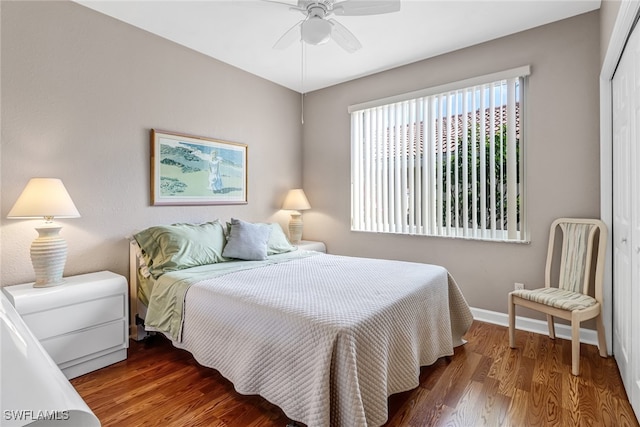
[151,130,247,205]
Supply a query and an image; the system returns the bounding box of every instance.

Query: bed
[129,219,473,427]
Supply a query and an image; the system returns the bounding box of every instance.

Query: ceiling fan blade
[262,0,307,14]
[333,0,401,16]
[262,0,301,7]
[329,18,362,53]
[273,20,303,49]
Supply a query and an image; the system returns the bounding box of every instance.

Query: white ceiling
[75,0,600,93]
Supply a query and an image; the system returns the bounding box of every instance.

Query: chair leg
[547,314,556,339]
[595,313,608,358]
[508,293,516,348]
[571,315,581,376]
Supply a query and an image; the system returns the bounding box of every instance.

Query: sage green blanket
[143,250,317,341]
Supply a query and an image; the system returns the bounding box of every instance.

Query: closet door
[629,23,640,418]
[612,20,640,418]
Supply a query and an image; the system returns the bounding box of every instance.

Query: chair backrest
[544,218,607,301]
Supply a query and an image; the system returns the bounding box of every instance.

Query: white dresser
[3,271,128,379]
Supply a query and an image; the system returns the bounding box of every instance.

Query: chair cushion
[512,287,597,311]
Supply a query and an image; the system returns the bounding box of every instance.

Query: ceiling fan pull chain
[301,39,305,124]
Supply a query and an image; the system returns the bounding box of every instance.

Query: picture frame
[150,129,248,206]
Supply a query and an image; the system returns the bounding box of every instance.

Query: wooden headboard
[129,239,149,341]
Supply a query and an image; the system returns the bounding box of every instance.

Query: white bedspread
[174,253,473,427]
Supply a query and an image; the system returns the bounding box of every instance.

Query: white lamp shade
[282,189,311,211]
[7,178,80,219]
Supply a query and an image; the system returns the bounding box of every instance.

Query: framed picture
[151,129,248,205]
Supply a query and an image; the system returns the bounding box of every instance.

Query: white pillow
[222,218,271,261]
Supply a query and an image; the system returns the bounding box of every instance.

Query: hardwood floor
[71,321,639,426]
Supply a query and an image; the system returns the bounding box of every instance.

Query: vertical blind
[350,67,529,242]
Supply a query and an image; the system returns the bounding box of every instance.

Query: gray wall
[0,1,302,285]
[302,11,601,317]
[600,0,622,65]
[0,2,604,323]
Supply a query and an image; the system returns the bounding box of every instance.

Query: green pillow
[267,223,296,255]
[134,221,227,278]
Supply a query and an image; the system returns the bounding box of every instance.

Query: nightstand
[295,240,327,253]
[2,271,128,379]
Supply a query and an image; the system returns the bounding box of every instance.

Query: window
[349,67,529,242]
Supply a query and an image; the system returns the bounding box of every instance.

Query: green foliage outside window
[441,123,520,230]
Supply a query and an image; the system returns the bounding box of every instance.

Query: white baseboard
[470,307,599,346]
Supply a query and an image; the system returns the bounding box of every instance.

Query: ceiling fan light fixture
[301,17,332,45]
[271,0,399,52]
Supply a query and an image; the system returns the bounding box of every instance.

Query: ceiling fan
[268,0,401,53]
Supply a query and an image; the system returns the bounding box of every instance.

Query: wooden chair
[508,218,608,375]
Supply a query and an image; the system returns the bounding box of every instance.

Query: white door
[612,20,640,419]
[630,22,640,419]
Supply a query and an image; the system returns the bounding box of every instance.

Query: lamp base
[31,224,68,287]
[288,212,303,244]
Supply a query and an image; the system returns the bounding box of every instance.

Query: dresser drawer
[41,319,127,365]
[22,294,125,341]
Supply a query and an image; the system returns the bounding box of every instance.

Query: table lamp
[7,178,81,287]
[282,189,310,244]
